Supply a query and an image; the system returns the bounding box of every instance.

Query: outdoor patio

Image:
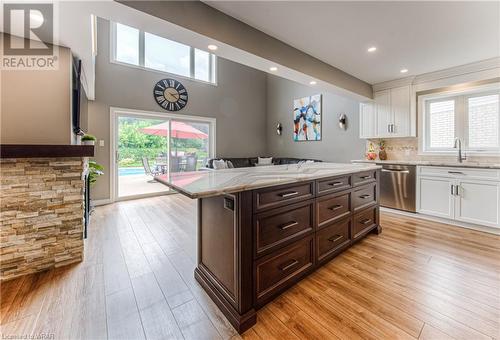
[118,173,170,197]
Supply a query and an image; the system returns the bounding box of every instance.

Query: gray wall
[1,34,73,144]
[88,18,267,200]
[266,74,365,162]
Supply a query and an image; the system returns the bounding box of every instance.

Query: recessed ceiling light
[400,68,408,73]
[309,81,317,85]
[207,44,218,51]
[269,66,278,72]
[367,46,377,53]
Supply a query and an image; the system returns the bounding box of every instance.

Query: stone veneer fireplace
[0,145,94,281]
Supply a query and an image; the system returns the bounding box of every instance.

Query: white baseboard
[92,198,112,206]
[380,207,500,235]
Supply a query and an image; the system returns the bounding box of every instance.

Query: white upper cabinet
[375,90,391,137]
[359,85,415,139]
[390,86,411,137]
[359,102,376,138]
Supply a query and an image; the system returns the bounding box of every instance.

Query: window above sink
[419,83,500,156]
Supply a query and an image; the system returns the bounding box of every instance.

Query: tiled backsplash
[365,138,500,164]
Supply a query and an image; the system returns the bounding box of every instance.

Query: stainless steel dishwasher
[380,164,416,212]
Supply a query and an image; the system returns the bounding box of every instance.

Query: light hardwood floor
[1,194,499,340]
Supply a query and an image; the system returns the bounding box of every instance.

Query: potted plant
[85,161,104,230]
[378,140,387,160]
[366,142,377,160]
[81,134,96,146]
[88,160,104,186]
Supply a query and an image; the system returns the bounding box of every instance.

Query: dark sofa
[205,157,322,169]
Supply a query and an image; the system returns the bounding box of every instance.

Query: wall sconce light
[276,123,283,135]
[338,114,347,130]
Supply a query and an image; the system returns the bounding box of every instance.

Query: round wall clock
[153,78,188,111]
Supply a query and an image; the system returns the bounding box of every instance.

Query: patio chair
[170,156,181,172]
[142,157,161,182]
[185,155,198,171]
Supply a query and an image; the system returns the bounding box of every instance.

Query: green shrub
[82,134,96,141]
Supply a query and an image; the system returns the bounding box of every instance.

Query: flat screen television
[72,58,84,135]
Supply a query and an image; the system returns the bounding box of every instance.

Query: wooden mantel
[0,144,94,158]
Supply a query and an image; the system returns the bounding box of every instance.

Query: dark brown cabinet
[353,183,377,212]
[195,170,380,334]
[317,175,351,195]
[254,200,314,257]
[317,191,351,228]
[353,206,378,240]
[253,181,314,212]
[255,235,314,305]
[353,170,377,186]
[316,217,351,263]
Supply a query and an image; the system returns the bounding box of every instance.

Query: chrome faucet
[453,138,467,163]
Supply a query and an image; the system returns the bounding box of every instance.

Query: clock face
[153,78,188,111]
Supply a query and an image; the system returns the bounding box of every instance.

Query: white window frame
[110,106,217,202]
[419,83,500,156]
[110,22,217,85]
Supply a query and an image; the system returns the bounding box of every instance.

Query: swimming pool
[119,167,145,176]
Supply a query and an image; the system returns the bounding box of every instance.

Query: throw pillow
[258,157,273,165]
[213,159,228,170]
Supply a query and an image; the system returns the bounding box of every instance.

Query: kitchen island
[155,162,382,333]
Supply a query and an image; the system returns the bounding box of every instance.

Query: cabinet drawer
[317,175,351,196]
[254,182,314,212]
[316,218,351,263]
[255,236,313,304]
[352,183,377,212]
[317,192,351,228]
[255,201,314,257]
[352,206,378,240]
[353,170,377,186]
[419,166,500,182]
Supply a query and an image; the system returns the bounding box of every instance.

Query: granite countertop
[155,162,381,199]
[351,159,500,169]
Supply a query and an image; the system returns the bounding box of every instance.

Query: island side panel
[195,192,256,333]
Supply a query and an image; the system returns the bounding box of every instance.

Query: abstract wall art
[293,94,322,141]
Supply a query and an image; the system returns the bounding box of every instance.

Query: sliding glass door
[117,116,169,198]
[113,109,215,200]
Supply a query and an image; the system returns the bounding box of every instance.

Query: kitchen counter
[351,159,500,169]
[155,162,381,198]
[155,162,381,333]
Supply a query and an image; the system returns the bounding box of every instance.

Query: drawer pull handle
[329,204,343,211]
[329,181,344,187]
[279,221,298,230]
[360,218,372,225]
[448,171,464,175]
[279,259,299,271]
[359,194,371,199]
[279,191,299,198]
[328,234,343,243]
[360,175,372,179]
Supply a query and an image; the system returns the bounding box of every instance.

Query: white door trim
[109,106,217,202]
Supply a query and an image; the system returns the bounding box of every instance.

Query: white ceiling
[205,1,500,84]
[30,1,377,101]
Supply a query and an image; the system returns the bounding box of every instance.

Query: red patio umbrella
[140,121,208,161]
[139,121,208,139]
